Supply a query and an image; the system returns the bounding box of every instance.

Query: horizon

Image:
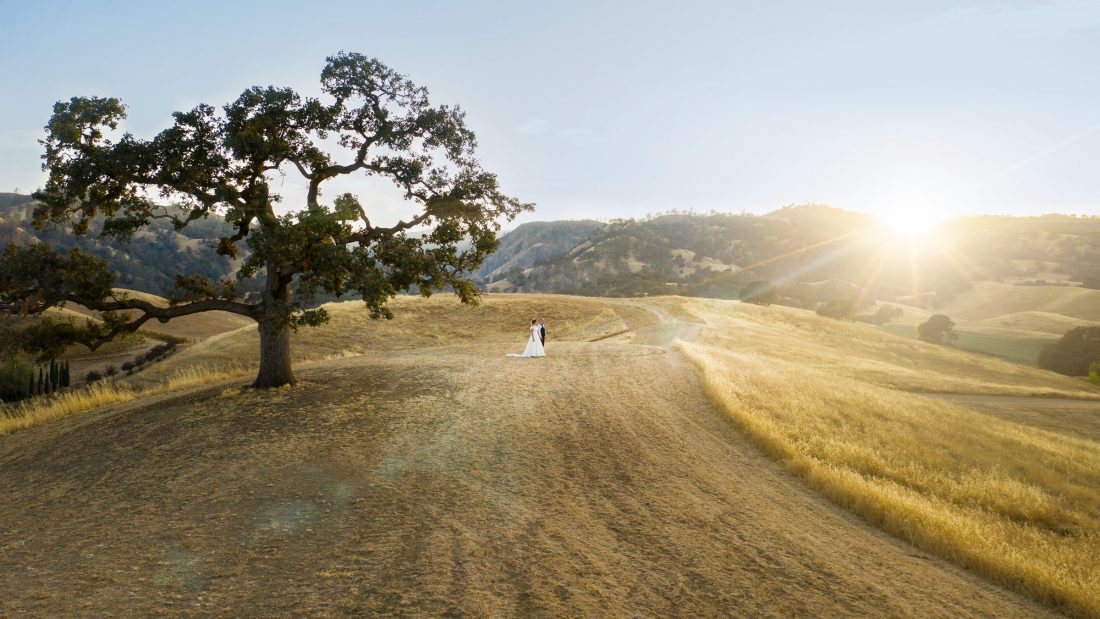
[3,1,1100,226]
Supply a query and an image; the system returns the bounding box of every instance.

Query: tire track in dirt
[0,338,1058,616]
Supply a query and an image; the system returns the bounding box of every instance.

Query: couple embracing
[509,317,546,358]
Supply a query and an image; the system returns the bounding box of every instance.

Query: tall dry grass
[660,296,1100,399]
[676,299,1100,617]
[0,363,251,437]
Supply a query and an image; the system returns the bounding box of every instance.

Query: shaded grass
[676,298,1100,618]
[880,323,1053,367]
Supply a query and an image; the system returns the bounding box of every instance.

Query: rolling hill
[481,207,1100,308]
[5,294,1094,616]
[0,193,241,297]
[474,220,604,282]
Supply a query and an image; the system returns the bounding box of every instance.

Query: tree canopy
[1038,326,1100,376]
[0,52,531,387]
[917,314,958,345]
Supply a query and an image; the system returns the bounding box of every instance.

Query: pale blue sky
[2,0,1099,225]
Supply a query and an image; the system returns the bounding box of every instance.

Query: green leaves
[0,243,115,313]
[25,52,533,369]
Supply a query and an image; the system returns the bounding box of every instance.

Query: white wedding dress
[508,326,546,358]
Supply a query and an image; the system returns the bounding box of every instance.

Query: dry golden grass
[4,294,650,433]
[0,364,252,437]
[4,292,1097,614]
[663,296,1100,398]
[674,297,1100,617]
[0,381,137,436]
[938,281,1100,322]
[142,293,655,383]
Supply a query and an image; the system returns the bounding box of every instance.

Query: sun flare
[878,209,938,239]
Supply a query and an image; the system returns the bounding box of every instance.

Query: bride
[508,319,546,358]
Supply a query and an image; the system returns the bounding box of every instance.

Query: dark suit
[538,323,546,345]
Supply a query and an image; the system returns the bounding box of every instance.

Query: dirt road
[0,339,1054,615]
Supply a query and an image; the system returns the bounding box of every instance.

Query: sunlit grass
[660,296,1100,398]
[0,363,252,437]
[2,294,651,435]
[0,381,138,436]
[675,298,1100,617]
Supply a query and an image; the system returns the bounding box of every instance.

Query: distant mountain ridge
[0,193,240,297]
[475,220,604,281]
[480,205,1100,308]
[6,191,1100,311]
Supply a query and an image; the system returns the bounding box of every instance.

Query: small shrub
[0,359,35,402]
[85,370,103,383]
[104,366,118,378]
[858,304,904,326]
[121,361,135,374]
[816,298,859,321]
[1088,361,1099,385]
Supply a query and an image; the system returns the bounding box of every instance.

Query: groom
[537,318,546,347]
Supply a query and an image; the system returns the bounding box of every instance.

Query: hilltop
[483,206,1100,308]
[5,294,1091,616]
[474,220,604,282]
[9,191,1100,307]
[8,193,1100,369]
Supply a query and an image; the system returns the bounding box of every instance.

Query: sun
[878,208,938,240]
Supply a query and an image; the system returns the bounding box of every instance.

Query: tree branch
[73,294,258,320]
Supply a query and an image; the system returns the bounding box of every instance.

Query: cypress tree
[27,372,35,398]
[37,367,43,395]
[50,360,58,390]
[61,361,70,388]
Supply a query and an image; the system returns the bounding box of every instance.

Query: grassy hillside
[671,297,1098,398]
[874,282,1100,366]
[3,294,1099,615]
[485,207,1100,305]
[1,293,1075,616]
[475,220,603,282]
[930,281,1100,322]
[672,297,1100,617]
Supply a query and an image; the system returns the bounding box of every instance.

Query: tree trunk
[254,317,294,388]
[253,275,295,388]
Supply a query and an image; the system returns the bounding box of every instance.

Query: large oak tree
[0,53,531,387]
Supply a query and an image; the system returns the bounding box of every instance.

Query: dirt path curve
[0,342,1054,616]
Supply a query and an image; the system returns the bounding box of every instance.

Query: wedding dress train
[507,326,546,358]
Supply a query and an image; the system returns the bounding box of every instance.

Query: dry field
[886,281,1100,339]
[1,293,1097,616]
[670,297,1100,617]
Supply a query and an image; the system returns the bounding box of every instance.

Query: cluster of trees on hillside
[0,358,70,402]
[1038,326,1100,377]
